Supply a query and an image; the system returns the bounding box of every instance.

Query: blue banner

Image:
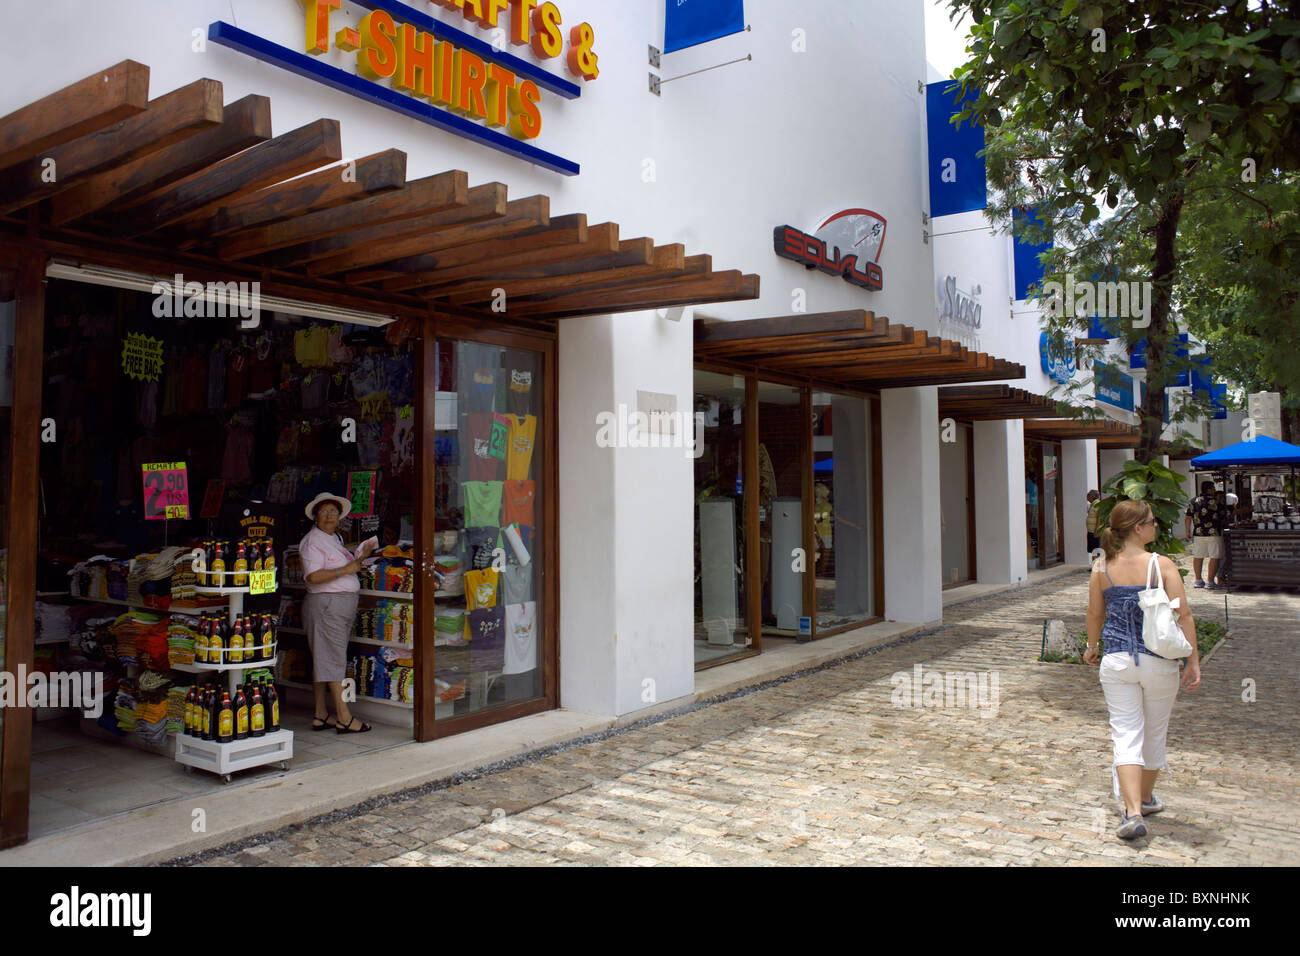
[1211,383,1227,420]
[927,81,986,218]
[664,0,745,53]
[1013,206,1052,301]
[1095,361,1134,411]
[1130,332,1189,386]
[1191,353,1213,392]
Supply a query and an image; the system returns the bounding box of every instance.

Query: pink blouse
[299,527,364,594]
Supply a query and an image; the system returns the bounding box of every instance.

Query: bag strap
[1145,552,1162,591]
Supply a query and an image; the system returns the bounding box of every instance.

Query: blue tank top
[1100,563,1162,666]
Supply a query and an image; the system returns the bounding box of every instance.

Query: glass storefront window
[811,392,875,630]
[939,422,973,586]
[1026,442,1042,569]
[0,286,13,799]
[434,339,542,717]
[693,371,748,666]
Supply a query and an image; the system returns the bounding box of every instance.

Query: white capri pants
[1099,653,1181,797]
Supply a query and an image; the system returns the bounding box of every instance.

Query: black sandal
[312,716,338,731]
[336,716,372,734]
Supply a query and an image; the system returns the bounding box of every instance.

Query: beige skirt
[303,590,359,683]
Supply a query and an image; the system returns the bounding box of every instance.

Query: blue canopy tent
[1189,434,1300,471]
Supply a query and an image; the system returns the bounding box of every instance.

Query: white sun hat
[304,491,351,521]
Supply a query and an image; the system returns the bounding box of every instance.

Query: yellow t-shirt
[464,568,500,611]
[505,415,537,480]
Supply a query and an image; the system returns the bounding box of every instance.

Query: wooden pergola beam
[0,78,224,216]
[50,94,273,226]
[217,169,469,259]
[113,118,343,237]
[0,60,150,170]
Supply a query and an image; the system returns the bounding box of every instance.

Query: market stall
[1190,435,1300,589]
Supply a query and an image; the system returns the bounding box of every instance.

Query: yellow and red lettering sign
[300,0,594,144]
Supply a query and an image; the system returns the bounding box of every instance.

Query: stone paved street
[189,570,1300,866]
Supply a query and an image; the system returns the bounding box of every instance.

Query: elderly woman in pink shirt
[299,492,377,733]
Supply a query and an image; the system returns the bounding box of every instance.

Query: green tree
[944,0,1300,458]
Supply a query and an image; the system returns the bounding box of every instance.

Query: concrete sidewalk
[0,563,1084,867]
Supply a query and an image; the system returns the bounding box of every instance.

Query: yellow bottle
[233,541,249,587]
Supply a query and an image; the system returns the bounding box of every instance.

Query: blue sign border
[208,21,580,176]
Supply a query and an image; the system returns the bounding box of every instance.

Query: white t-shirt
[503,601,537,675]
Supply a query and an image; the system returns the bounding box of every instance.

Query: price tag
[348,470,376,516]
[142,462,190,521]
[249,570,276,595]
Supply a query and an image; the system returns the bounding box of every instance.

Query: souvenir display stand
[173,550,293,781]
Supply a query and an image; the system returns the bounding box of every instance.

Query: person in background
[1086,489,1102,553]
[1183,480,1224,589]
[300,492,378,733]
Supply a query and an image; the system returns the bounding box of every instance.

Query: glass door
[757,381,807,638]
[432,335,548,729]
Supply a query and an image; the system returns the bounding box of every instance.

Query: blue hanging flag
[927,81,987,217]
[1012,206,1052,301]
[664,0,745,54]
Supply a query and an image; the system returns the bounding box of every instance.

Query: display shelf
[281,582,414,600]
[357,693,412,709]
[175,729,293,781]
[69,594,227,612]
[186,656,278,674]
[35,635,71,646]
[349,636,414,650]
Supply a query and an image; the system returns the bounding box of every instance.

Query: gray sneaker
[1141,794,1164,816]
[1117,811,1147,840]
[1193,579,1206,588]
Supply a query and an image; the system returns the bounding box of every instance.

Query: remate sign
[773,209,887,292]
[210,0,598,175]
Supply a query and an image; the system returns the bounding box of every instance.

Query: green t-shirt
[464,480,503,529]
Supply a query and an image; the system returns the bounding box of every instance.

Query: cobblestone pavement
[189,571,1300,866]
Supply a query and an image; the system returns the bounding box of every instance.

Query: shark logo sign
[773,209,887,292]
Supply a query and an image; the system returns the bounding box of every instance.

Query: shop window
[811,392,876,630]
[432,339,543,717]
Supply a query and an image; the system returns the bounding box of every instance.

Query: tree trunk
[1138,187,1186,462]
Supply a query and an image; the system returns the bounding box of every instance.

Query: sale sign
[249,569,276,595]
[199,479,226,519]
[348,471,376,516]
[142,462,189,520]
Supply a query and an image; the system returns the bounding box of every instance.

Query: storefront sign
[142,462,190,520]
[1094,361,1134,411]
[209,0,597,176]
[348,470,377,516]
[937,274,982,349]
[773,209,887,292]
[249,569,277,595]
[200,479,226,519]
[121,333,165,382]
[1039,332,1076,384]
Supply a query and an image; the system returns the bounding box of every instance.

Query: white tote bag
[1137,553,1194,659]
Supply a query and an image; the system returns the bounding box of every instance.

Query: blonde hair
[1100,499,1152,561]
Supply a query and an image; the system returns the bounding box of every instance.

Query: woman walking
[299,492,378,734]
[1083,499,1201,839]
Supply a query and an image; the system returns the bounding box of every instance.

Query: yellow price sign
[249,570,276,595]
[164,505,190,519]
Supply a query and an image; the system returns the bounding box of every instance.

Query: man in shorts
[1183,480,1224,588]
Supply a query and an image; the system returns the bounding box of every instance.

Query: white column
[558,311,696,718]
[1061,439,1098,565]
[1098,447,1135,487]
[973,418,1028,585]
[880,386,942,623]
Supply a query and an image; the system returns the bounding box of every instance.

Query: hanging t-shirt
[464,481,503,528]
[503,601,537,675]
[501,564,532,605]
[469,606,506,671]
[464,413,501,481]
[505,415,537,480]
[502,349,537,417]
[459,342,499,414]
[502,479,536,528]
[464,528,501,570]
[464,568,499,610]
